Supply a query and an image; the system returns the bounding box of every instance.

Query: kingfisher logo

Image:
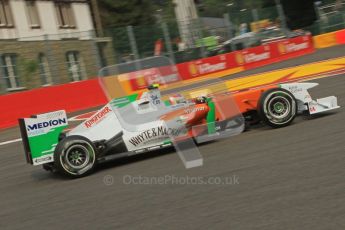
[85,106,111,128]
[27,118,67,131]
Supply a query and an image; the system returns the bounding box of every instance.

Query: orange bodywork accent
[160,104,209,125]
[232,85,277,113]
[160,104,209,140]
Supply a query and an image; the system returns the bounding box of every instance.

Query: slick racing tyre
[258,88,297,128]
[54,136,97,178]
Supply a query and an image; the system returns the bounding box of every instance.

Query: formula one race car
[19,57,340,178]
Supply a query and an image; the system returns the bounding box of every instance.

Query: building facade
[0,0,113,93]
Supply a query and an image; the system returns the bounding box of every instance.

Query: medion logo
[85,106,111,128]
[27,118,67,131]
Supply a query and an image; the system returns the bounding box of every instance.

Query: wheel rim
[65,145,90,169]
[60,140,96,176]
[267,96,290,119]
[263,91,296,125]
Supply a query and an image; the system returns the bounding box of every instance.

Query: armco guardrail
[0,35,314,129]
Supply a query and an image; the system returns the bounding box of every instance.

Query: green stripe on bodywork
[163,140,172,145]
[110,94,139,108]
[164,100,171,106]
[206,99,216,134]
[29,126,67,159]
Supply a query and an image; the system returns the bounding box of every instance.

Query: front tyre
[54,136,97,178]
[258,88,297,128]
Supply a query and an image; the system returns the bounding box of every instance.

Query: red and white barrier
[177,35,314,80]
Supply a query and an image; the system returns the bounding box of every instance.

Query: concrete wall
[0,40,93,92]
[1,0,94,40]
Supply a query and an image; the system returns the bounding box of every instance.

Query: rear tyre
[54,136,97,178]
[258,88,297,128]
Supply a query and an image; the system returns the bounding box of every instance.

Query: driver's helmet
[147,83,160,90]
[169,93,187,105]
[195,96,207,104]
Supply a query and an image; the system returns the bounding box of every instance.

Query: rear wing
[18,110,68,165]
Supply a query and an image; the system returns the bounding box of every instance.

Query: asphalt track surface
[0,47,345,229]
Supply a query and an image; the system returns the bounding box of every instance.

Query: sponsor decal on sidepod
[129,126,186,147]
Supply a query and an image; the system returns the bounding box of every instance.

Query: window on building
[55,2,76,29]
[38,53,52,86]
[1,54,20,89]
[25,0,40,28]
[0,0,14,28]
[66,51,85,81]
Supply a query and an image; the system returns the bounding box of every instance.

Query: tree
[98,0,156,27]
[281,0,317,30]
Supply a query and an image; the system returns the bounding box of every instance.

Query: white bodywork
[68,88,185,152]
[281,83,340,114]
